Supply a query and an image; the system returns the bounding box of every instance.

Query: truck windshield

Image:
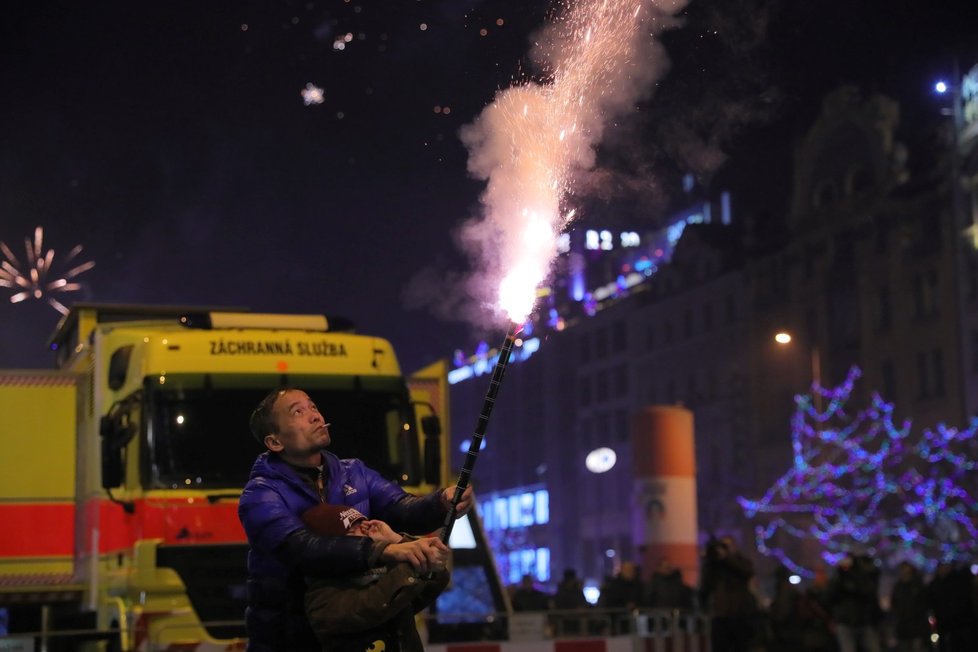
[143,374,418,490]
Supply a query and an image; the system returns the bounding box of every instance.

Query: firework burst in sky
[0,226,95,314]
[301,82,325,106]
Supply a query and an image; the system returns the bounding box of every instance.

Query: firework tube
[439,323,522,544]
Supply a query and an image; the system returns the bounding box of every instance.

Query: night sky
[2,0,976,373]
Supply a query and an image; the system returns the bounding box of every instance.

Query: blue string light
[738,366,978,576]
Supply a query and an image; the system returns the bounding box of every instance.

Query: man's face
[265,390,331,455]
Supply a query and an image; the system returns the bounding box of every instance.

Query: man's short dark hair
[249,388,293,444]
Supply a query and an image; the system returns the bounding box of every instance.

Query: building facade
[448,81,978,593]
[449,206,747,592]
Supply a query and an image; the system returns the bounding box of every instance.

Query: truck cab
[1,304,505,651]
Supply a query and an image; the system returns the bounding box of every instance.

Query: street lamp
[774,331,822,413]
[932,61,976,417]
[586,447,617,578]
[932,64,965,225]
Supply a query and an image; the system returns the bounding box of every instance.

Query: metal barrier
[0,617,245,652]
[0,626,120,652]
[0,619,247,652]
[0,609,710,651]
[634,610,710,652]
[423,608,711,652]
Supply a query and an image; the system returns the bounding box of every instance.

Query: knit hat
[301,503,367,537]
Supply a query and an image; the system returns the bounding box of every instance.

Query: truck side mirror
[421,414,441,437]
[107,345,134,391]
[99,406,137,513]
[99,415,124,488]
[421,415,442,486]
[99,395,140,491]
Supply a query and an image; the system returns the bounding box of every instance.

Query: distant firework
[301,82,325,106]
[0,226,95,314]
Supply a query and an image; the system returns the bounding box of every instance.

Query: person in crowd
[972,563,978,633]
[646,558,695,611]
[600,561,645,633]
[238,388,471,652]
[769,566,803,652]
[795,564,833,652]
[600,561,645,611]
[699,536,757,652]
[825,553,882,652]
[512,574,551,612]
[926,561,976,652]
[552,568,589,636]
[301,503,450,652]
[890,561,930,652]
[554,568,588,610]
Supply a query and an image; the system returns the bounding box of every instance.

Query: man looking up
[239,388,472,652]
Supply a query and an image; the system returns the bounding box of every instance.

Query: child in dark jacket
[301,503,450,652]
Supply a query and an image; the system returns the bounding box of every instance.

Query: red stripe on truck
[87,497,247,552]
[0,498,247,559]
[0,503,74,557]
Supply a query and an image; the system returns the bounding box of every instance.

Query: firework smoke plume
[458,0,687,324]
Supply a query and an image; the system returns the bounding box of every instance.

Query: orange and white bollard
[630,406,699,587]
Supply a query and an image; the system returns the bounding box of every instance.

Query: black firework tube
[439,324,521,543]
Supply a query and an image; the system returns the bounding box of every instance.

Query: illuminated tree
[739,367,978,576]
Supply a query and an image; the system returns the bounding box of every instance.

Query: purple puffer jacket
[238,451,446,652]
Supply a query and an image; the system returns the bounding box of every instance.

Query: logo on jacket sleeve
[343,484,358,496]
[339,507,366,530]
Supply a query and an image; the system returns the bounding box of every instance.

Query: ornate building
[448,82,978,592]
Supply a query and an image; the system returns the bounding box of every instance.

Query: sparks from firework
[459,0,685,324]
[0,226,95,314]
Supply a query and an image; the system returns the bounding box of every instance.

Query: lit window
[536,548,551,581]
[534,490,549,525]
[620,231,640,247]
[494,498,508,530]
[480,501,492,531]
[557,233,571,254]
[586,230,599,250]
[520,492,534,526]
[509,495,521,527]
[508,551,522,584]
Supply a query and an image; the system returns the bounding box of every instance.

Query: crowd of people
[509,559,696,615]
[768,555,978,652]
[507,558,699,639]
[507,537,978,652]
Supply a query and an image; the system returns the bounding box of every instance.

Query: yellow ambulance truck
[0,304,505,651]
